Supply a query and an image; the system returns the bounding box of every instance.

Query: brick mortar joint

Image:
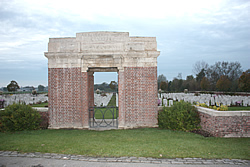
[0,151,249,165]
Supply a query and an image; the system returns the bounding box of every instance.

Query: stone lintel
[45,51,160,71]
[88,67,118,72]
[44,52,81,58]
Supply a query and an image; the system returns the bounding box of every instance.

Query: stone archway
[45,31,160,129]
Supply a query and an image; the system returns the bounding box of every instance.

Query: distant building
[18,86,34,92]
[0,87,7,92]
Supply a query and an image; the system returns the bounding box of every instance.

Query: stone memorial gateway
[45,32,160,129]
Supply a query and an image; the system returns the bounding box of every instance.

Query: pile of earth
[190,129,213,137]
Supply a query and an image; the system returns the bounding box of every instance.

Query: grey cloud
[0,0,249,86]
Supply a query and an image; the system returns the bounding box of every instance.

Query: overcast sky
[0,0,249,87]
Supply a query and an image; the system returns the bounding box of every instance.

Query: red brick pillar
[118,67,158,128]
[48,67,87,128]
[118,71,125,127]
[80,71,89,128]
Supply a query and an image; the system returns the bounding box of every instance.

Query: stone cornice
[45,32,160,71]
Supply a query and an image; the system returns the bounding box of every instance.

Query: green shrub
[197,102,207,108]
[158,101,201,131]
[196,102,229,111]
[217,105,228,111]
[0,103,41,132]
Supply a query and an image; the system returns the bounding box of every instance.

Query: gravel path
[0,151,249,166]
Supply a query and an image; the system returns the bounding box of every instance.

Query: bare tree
[192,61,209,75]
[206,61,242,91]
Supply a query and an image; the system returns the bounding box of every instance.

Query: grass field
[228,106,250,111]
[92,107,118,119]
[0,128,249,159]
[107,93,116,107]
[31,103,48,107]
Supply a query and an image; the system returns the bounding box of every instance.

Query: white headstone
[169,100,173,107]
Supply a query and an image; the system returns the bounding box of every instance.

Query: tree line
[1,80,47,92]
[94,81,118,93]
[158,61,250,92]
[2,80,117,93]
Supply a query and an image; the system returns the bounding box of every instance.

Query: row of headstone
[94,93,113,107]
[158,93,250,107]
[0,94,48,107]
[158,99,174,107]
[0,93,116,108]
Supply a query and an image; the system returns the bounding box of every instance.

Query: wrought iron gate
[89,106,118,128]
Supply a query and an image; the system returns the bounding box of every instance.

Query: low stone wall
[33,107,49,129]
[196,106,250,137]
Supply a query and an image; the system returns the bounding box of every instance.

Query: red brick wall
[48,68,89,128]
[118,67,158,128]
[80,71,89,127]
[118,71,125,126]
[199,112,250,137]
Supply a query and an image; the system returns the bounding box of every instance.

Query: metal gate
[89,106,118,128]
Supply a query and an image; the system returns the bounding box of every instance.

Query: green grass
[31,103,48,107]
[93,107,118,119]
[107,93,116,107]
[0,128,249,159]
[228,106,250,111]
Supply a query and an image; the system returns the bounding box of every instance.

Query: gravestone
[169,100,173,107]
[163,99,167,106]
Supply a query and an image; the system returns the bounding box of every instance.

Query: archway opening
[93,71,118,107]
[88,68,119,128]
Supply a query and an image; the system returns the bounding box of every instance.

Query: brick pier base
[47,66,158,129]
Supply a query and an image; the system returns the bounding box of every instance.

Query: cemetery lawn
[93,107,118,119]
[228,106,250,111]
[0,128,249,160]
[31,103,48,107]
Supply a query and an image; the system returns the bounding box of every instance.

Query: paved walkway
[0,151,249,166]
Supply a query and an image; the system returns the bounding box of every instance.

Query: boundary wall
[196,106,250,137]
